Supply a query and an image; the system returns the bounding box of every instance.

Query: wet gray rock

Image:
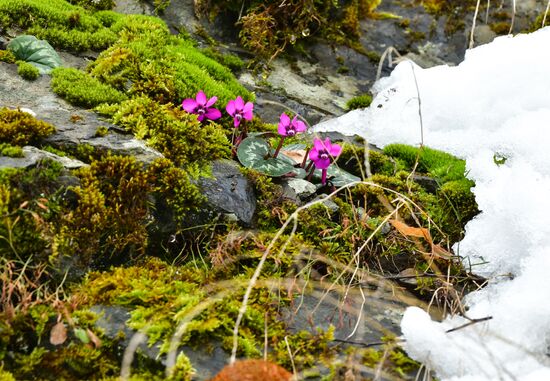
[196,159,256,226]
[285,178,316,200]
[114,0,154,15]
[0,146,86,169]
[0,62,163,164]
[411,174,439,194]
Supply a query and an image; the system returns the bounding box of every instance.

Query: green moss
[365,50,381,62]
[16,60,40,80]
[94,125,109,137]
[0,160,65,263]
[528,12,549,32]
[383,144,467,183]
[271,326,336,370]
[53,155,151,264]
[148,158,205,220]
[201,47,245,73]
[75,257,286,358]
[51,67,127,108]
[0,50,16,64]
[97,96,230,167]
[490,21,511,35]
[0,0,118,51]
[0,143,24,157]
[420,0,480,35]
[346,93,373,110]
[86,15,251,106]
[0,107,55,146]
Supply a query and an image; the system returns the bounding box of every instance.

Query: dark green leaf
[237,137,295,176]
[8,35,62,74]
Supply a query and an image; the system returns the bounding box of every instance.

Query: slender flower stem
[301,147,311,168]
[321,169,327,185]
[306,165,315,182]
[305,159,314,172]
[272,136,285,158]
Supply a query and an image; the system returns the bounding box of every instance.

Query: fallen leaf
[50,322,67,345]
[431,244,453,260]
[280,149,307,164]
[86,328,102,348]
[390,219,432,242]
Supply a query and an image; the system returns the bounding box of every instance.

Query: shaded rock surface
[0,62,163,164]
[0,146,85,169]
[195,159,257,226]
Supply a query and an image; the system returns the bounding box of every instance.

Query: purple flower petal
[292,118,307,133]
[243,109,253,121]
[278,124,288,136]
[279,113,290,127]
[234,96,245,110]
[204,108,221,120]
[197,113,205,122]
[234,118,241,128]
[328,143,342,157]
[182,98,198,113]
[226,100,236,116]
[313,138,325,152]
[309,148,319,161]
[315,158,331,169]
[243,102,254,114]
[205,95,218,108]
[196,90,207,106]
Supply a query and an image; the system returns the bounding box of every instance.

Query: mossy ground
[0,0,482,379]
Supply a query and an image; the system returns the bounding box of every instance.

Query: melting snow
[315,27,550,380]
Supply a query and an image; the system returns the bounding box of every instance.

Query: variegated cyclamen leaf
[312,166,361,186]
[237,137,295,176]
[8,35,62,74]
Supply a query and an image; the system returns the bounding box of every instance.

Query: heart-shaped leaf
[237,137,295,176]
[8,35,62,74]
[312,166,361,187]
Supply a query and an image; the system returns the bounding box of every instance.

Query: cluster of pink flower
[182,91,342,184]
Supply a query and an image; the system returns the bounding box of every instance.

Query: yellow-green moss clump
[50,67,128,108]
[0,49,16,64]
[97,96,231,167]
[0,107,55,146]
[346,93,373,110]
[0,0,251,107]
[0,0,118,51]
[88,15,251,106]
[16,60,40,80]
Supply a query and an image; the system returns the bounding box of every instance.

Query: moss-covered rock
[16,60,40,80]
[51,67,127,108]
[0,108,55,146]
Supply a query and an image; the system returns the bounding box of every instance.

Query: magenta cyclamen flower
[309,138,342,184]
[226,96,253,127]
[182,90,221,122]
[278,113,307,137]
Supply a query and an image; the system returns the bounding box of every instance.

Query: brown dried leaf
[390,219,432,242]
[50,322,67,345]
[280,149,307,164]
[36,201,49,210]
[86,328,102,348]
[431,244,453,260]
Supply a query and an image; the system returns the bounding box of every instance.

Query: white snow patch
[315,27,550,380]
